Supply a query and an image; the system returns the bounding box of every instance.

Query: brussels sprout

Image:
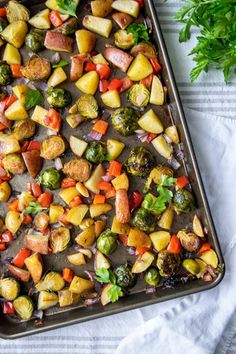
[114,30,135,49]
[128,84,150,107]
[173,189,195,214]
[177,230,200,252]
[132,208,155,233]
[50,227,70,253]
[96,228,118,256]
[37,290,58,310]
[144,267,161,286]
[156,250,181,277]
[34,212,49,231]
[36,272,65,292]
[0,18,8,33]
[182,259,200,275]
[114,264,137,289]
[25,29,46,53]
[6,1,30,23]
[56,18,79,35]
[13,120,36,141]
[77,94,98,119]
[38,167,63,190]
[46,87,72,108]
[85,141,106,164]
[125,146,155,178]
[111,107,138,136]
[13,296,34,320]
[0,61,12,86]
[0,277,20,301]
[2,153,26,175]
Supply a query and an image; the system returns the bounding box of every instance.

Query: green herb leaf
[95,268,116,285]
[56,0,78,17]
[159,175,177,187]
[23,201,43,215]
[127,23,149,45]
[108,285,123,303]
[24,88,44,109]
[52,59,70,69]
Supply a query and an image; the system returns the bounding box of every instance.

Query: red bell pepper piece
[93,119,109,135]
[10,64,23,78]
[22,214,33,225]
[140,74,153,89]
[2,301,15,315]
[119,234,128,246]
[45,109,61,132]
[167,234,182,254]
[0,8,6,17]
[62,267,74,283]
[136,0,144,7]
[31,182,42,198]
[49,10,63,27]
[198,242,211,254]
[129,191,143,211]
[1,230,14,243]
[61,178,76,189]
[7,199,20,212]
[108,160,122,177]
[119,77,133,93]
[12,248,31,268]
[176,176,190,189]
[150,58,161,74]
[27,140,41,151]
[146,133,157,143]
[69,196,83,207]
[93,194,106,204]
[0,122,6,131]
[108,78,122,91]
[96,64,111,79]
[0,242,6,251]
[135,246,150,256]
[105,187,116,199]
[0,95,17,112]
[84,60,96,72]
[99,79,109,93]
[97,181,112,191]
[38,192,53,208]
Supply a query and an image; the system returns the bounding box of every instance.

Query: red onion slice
[87,130,103,141]
[55,158,63,170]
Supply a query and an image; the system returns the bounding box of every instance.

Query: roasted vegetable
[114,30,135,49]
[40,136,66,160]
[6,263,30,282]
[34,213,49,231]
[69,275,94,295]
[127,53,153,81]
[13,296,34,320]
[150,75,164,106]
[0,134,20,154]
[75,71,99,95]
[21,56,51,81]
[107,139,125,160]
[177,230,200,252]
[25,29,46,53]
[5,100,28,120]
[0,181,11,202]
[0,278,20,301]
[125,147,155,177]
[128,84,150,107]
[114,264,137,289]
[112,0,140,18]
[2,153,26,175]
[63,159,92,182]
[70,53,89,81]
[115,188,130,224]
[144,267,160,286]
[173,189,196,214]
[85,141,106,164]
[132,208,155,233]
[13,120,36,141]
[111,107,138,136]
[36,272,65,292]
[44,31,74,52]
[101,90,121,108]
[103,47,133,73]
[22,150,43,178]
[0,18,7,33]
[0,62,12,85]
[56,18,79,35]
[38,167,63,190]
[96,228,118,256]
[37,290,58,310]
[69,136,88,157]
[156,250,181,277]
[6,1,30,23]
[75,29,96,54]
[58,288,80,307]
[91,0,113,17]
[77,94,98,119]
[132,251,155,273]
[3,44,21,65]
[24,233,49,255]
[150,231,171,252]
[82,15,112,38]
[84,163,104,194]
[112,12,133,30]
[24,253,43,284]
[66,204,89,226]
[1,21,28,48]
[29,9,50,29]
[182,259,200,275]
[130,42,156,59]
[138,109,164,135]
[46,87,72,108]
[50,227,70,253]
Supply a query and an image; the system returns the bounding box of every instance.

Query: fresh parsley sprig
[95,268,123,303]
[176,0,236,82]
[127,23,149,45]
[56,0,78,18]
[24,88,44,110]
[52,59,70,69]
[23,201,43,216]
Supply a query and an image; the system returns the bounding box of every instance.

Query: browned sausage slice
[116,189,130,224]
[103,47,133,72]
[63,159,92,182]
[70,54,89,81]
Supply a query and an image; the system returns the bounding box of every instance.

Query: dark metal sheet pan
[0,0,224,339]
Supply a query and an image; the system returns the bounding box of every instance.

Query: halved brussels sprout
[56,18,79,35]
[156,250,181,277]
[111,107,138,136]
[25,29,46,53]
[0,277,20,301]
[182,259,200,275]
[96,228,118,256]
[2,153,26,175]
[6,1,30,23]
[128,84,150,107]
[40,136,66,160]
[13,295,34,320]
[177,230,200,252]
[36,272,65,292]
[132,207,156,233]
[114,29,135,49]
[50,227,70,253]
[173,189,196,214]
[13,120,36,141]
[144,267,161,286]
[114,264,137,289]
[37,290,58,310]
[46,87,72,108]
[0,62,12,86]
[77,94,98,119]
[144,165,173,193]
[125,146,155,178]
[38,167,63,190]
[85,141,106,164]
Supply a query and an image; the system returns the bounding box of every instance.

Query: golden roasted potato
[127,228,151,248]
[75,225,96,247]
[1,21,28,48]
[91,0,113,17]
[69,276,94,295]
[89,203,112,218]
[75,29,96,54]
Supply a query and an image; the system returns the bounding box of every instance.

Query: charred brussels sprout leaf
[85,141,106,164]
[96,229,118,256]
[125,146,155,177]
[56,17,79,35]
[0,62,12,86]
[6,1,30,23]
[77,94,98,119]
[173,188,195,214]
[128,84,150,107]
[50,227,70,253]
[25,29,46,53]
[111,107,138,136]
[0,277,20,301]
[46,87,72,108]
[133,207,155,233]
[156,250,181,277]
[114,264,137,289]
[38,167,63,190]
[13,295,34,320]
[144,267,160,286]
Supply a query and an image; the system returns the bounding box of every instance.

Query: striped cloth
[1,1,236,353]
